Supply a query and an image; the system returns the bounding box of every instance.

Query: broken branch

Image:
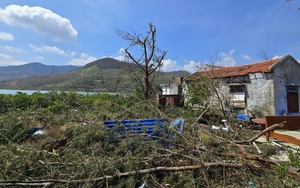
[0,163,245,186]
[235,121,286,144]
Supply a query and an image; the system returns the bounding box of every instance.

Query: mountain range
[0,58,190,93]
[0,62,79,81]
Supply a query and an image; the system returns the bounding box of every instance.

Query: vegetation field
[0,91,299,187]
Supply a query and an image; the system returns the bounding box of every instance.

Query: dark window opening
[287,92,299,113]
[229,84,246,92]
[286,86,299,113]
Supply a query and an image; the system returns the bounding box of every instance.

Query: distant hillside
[84,58,137,70]
[0,62,80,80]
[0,58,190,93]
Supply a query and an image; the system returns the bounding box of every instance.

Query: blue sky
[0,1,299,73]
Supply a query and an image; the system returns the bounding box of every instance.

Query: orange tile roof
[187,57,282,80]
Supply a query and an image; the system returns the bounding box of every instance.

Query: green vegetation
[0,91,298,187]
[274,148,300,187]
[0,58,190,93]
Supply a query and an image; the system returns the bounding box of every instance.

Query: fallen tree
[0,92,298,187]
[0,163,245,187]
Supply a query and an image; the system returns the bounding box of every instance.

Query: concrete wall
[246,73,275,115]
[272,56,300,115]
[222,73,275,115]
[160,83,182,95]
[172,77,183,84]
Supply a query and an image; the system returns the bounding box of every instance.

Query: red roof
[187,57,282,80]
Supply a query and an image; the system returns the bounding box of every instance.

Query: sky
[0,0,299,73]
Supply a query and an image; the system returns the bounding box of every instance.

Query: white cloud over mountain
[29,44,67,56]
[161,59,181,72]
[183,61,200,73]
[67,53,97,66]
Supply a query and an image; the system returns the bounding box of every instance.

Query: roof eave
[268,54,291,71]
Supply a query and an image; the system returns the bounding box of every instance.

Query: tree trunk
[145,70,149,99]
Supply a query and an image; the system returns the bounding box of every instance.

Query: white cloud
[162,59,200,73]
[241,54,251,60]
[0,32,14,40]
[272,55,282,59]
[218,49,236,66]
[0,5,77,42]
[116,48,126,60]
[183,60,200,73]
[101,48,130,61]
[29,44,67,56]
[107,48,125,61]
[70,52,76,58]
[67,53,97,66]
[0,53,13,60]
[0,46,24,53]
[34,55,44,61]
[0,59,26,66]
[161,59,182,72]
[0,52,26,66]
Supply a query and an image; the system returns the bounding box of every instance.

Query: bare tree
[117,23,167,99]
[259,49,270,61]
[283,0,299,11]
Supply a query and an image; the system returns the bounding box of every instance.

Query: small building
[185,54,300,116]
[157,77,184,107]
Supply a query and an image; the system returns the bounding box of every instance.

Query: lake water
[0,89,110,95]
[0,89,48,95]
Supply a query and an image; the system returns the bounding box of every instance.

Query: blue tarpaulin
[236,114,252,121]
[104,118,184,136]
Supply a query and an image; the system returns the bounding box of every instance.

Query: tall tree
[283,0,299,11]
[117,23,167,99]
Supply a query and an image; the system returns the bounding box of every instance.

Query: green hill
[0,62,79,80]
[0,58,190,93]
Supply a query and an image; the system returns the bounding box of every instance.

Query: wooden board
[265,116,300,130]
[270,131,300,146]
[264,115,300,145]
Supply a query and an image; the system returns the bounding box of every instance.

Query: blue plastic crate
[104,118,184,136]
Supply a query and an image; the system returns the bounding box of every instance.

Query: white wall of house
[246,73,275,115]
[221,74,275,115]
[161,83,182,95]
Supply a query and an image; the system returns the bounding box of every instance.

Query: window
[229,84,246,108]
[161,84,170,95]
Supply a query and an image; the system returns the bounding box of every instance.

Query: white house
[157,77,184,106]
[185,54,300,116]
